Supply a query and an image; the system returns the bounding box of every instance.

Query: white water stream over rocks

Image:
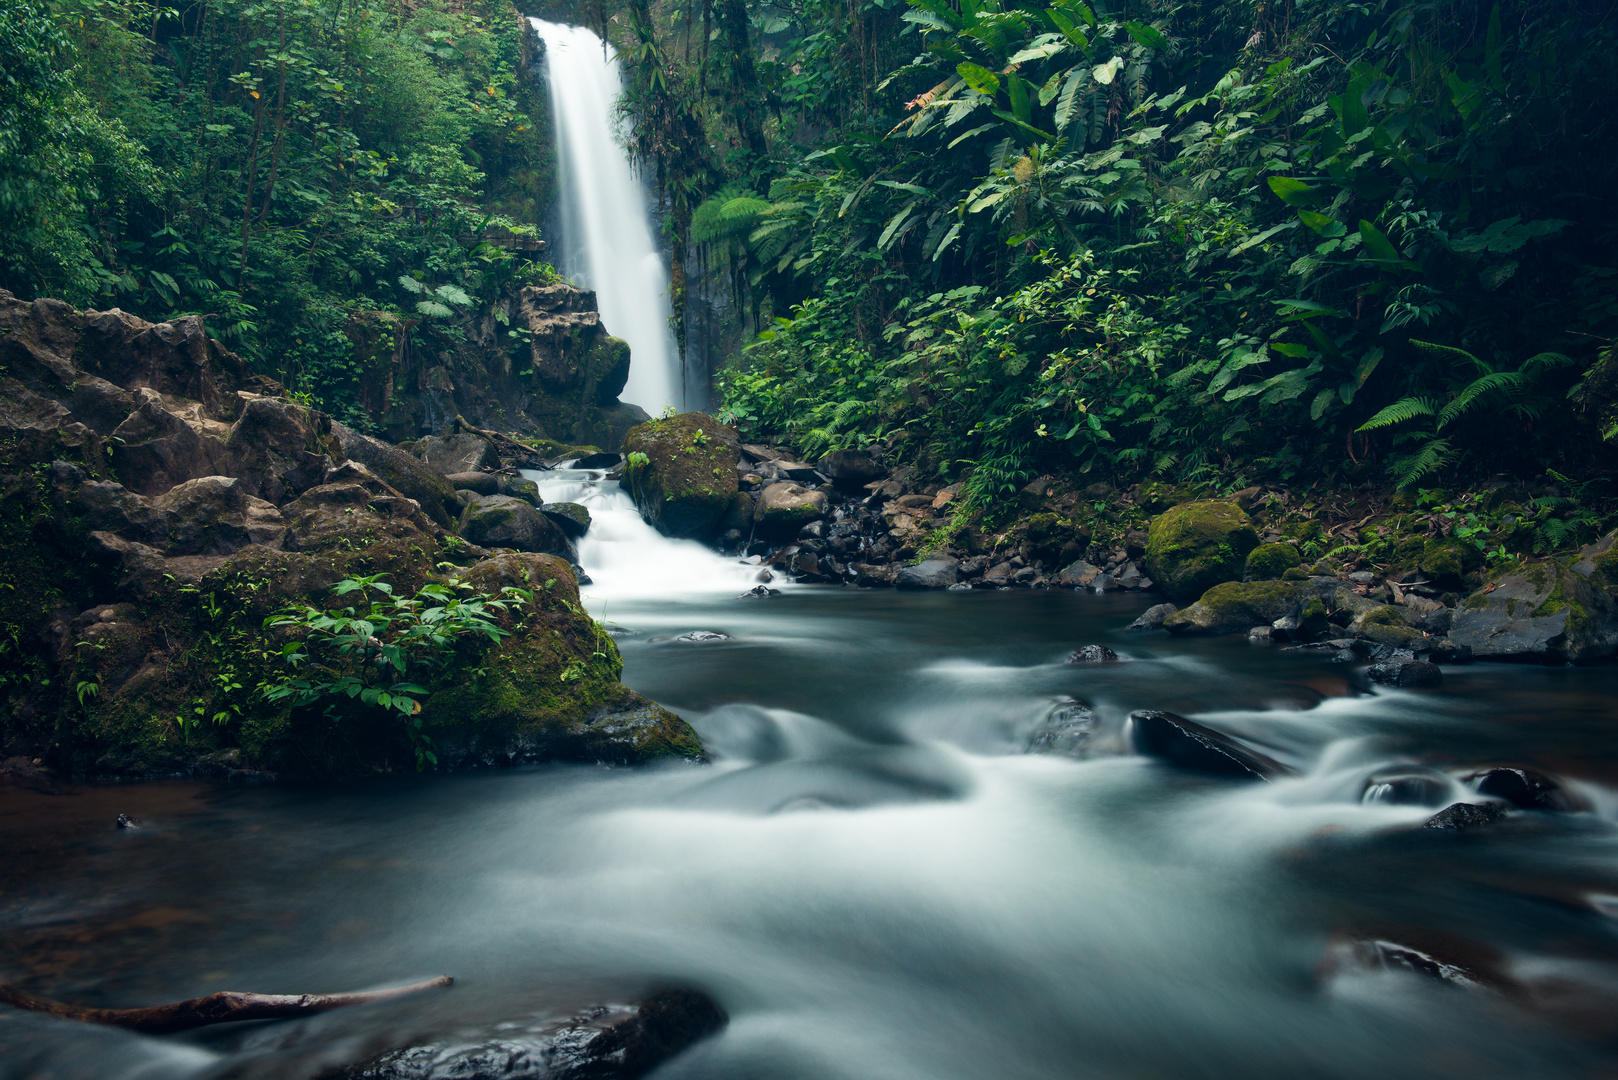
[533,19,683,415]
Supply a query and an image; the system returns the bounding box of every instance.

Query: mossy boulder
[419,554,704,767]
[1163,581,1307,636]
[622,413,739,539]
[1145,500,1260,602]
[1244,542,1300,582]
[1450,558,1618,663]
[1419,538,1481,588]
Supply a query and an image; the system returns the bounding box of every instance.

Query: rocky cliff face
[0,290,700,779]
[348,283,649,450]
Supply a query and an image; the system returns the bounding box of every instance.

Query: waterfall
[532,19,683,416]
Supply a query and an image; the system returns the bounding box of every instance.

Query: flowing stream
[6,464,1618,1078]
[532,19,683,415]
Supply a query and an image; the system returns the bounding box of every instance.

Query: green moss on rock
[1244,542,1301,582]
[622,413,739,539]
[1163,580,1306,635]
[1145,500,1260,602]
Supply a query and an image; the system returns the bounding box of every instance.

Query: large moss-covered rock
[1449,559,1618,663]
[1163,580,1306,635]
[420,553,704,766]
[343,284,648,450]
[1144,500,1260,602]
[622,413,739,539]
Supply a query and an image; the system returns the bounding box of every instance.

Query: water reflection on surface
[6,575,1618,1078]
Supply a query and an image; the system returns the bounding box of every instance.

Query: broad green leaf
[1123,21,1166,49]
[1266,176,1321,206]
[956,62,1000,98]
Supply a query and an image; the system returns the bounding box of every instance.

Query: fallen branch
[0,975,452,1034]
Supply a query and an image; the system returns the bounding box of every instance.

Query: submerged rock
[1361,770,1451,806]
[1128,710,1291,781]
[335,988,728,1080]
[1423,801,1510,830]
[1067,645,1119,664]
[1027,699,1096,757]
[1126,602,1178,630]
[1143,500,1260,602]
[1468,766,1574,810]
[1365,658,1442,687]
[674,630,732,644]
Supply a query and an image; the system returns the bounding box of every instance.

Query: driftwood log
[0,975,453,1034]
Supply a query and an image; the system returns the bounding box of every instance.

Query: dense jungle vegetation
[5,0,1618,535]
[601,0,1618,524]
[0,0,558,427]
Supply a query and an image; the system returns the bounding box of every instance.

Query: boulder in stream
[1365,658,1442,688]
[542,501,592,538]
[622,413,740,539]
[1423,801,1510,830]
[1128,710,1291,781]
[335,988,728,1080]
[896,557,959,590]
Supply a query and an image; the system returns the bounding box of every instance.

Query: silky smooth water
[533,20,682,415]
[5,470,1618,1078]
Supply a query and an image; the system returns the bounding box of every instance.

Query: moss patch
[1244,542,1300,581]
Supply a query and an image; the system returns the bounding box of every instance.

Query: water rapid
[532,19,683,415]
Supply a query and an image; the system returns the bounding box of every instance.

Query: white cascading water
[528,465,768,602]
[532,19,683,415]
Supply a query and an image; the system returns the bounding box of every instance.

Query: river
[5,464,1618,1077]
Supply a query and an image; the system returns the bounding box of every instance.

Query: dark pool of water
[6,587,1618,1078]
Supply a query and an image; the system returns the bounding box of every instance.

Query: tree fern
[1356,396,1437,431]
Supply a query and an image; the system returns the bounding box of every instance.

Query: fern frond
[1388,437,1456,488]
[1356,396,1437,432]
[1436,371,1524,428]
[1519,350,1576,374]
[1410,338,1487,374]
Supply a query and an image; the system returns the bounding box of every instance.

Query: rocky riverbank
[615,412,1618,669]
[0,291,699,780]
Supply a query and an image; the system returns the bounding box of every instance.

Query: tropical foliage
[607,0,1617,500]
[1,0,556,427]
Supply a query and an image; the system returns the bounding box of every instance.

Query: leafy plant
[1357,341,1576,487]
[261,574,531,770]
